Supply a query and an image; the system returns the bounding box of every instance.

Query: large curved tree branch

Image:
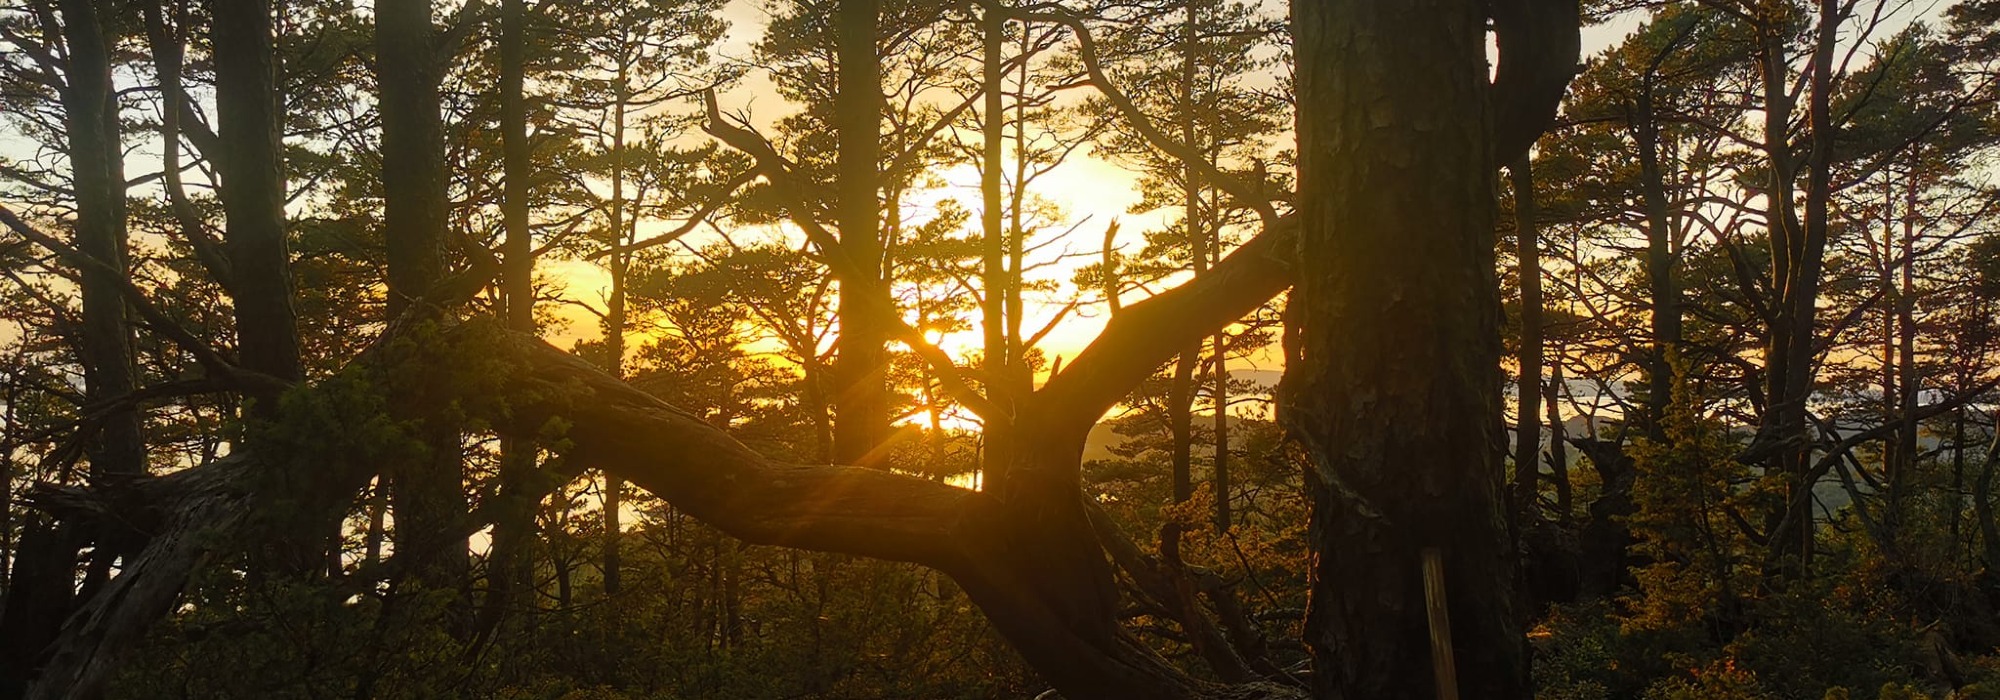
[25,320,1300,700]
[481,328,1298,699]
[496,330,983,565]
[23,455,252,700]
[1037,217,1296,429]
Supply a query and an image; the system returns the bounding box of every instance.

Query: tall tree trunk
[213,0,304,403]
[1890,164,1920,554]
[213,0,325,578]
[377,0,466,588]
[0,1,145,683]
[831,0,889,465]
[979,1,1013,492]
[1211,332,1230,532]
[480,0,538,642]
[1288,0,1525,697]
[61,0,143,481]
[1881,185,1902,543]
[1511,155,1543,530]
[1166,0,1208,549]
[601,63,630,598]
[1634,89,1679,443]
[499,1,531,336]
[60,0,141,607]
[1762,0,1838,578]
[1004,24,1030,397]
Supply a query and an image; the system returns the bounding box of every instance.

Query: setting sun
[3,0,1995,698]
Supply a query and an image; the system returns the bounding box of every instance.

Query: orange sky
[544,1,1663,370]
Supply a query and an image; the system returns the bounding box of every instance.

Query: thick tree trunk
[1761,0,1838,579]
[1287,1,1525,697]
[376,0,466,588]
[212,0,304,403]
[831,0,890,465]
[212,0,319,578]
[61,0,143,480]
[1,2,144,687]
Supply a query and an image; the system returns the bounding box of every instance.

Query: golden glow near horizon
[542,89,1178,392]
[543,153,1168,437]
[545,0,1660,387]
[541,155,1153,356]
[0,1,1664,433]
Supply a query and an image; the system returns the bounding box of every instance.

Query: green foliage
[109,517,1036,699]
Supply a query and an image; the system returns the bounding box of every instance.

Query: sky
[0,1,1917,405]
[543,0,1191,366]
[541,1,1655,376]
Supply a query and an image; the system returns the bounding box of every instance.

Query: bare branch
[1036,217,1296,429]
[0,204,292,396]
[698,90,1007,420]
[989,1,1279,229]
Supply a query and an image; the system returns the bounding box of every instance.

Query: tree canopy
[4,1,2000,699]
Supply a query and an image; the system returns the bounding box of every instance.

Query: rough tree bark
[376,0,467,587]
[1286,0,1563,695]
[832,0,891,465]
[1756,0,1839,579]
[0,1,143,688]
[211,0,321,577]
[212,0,305,404]
[59,0,143,482]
